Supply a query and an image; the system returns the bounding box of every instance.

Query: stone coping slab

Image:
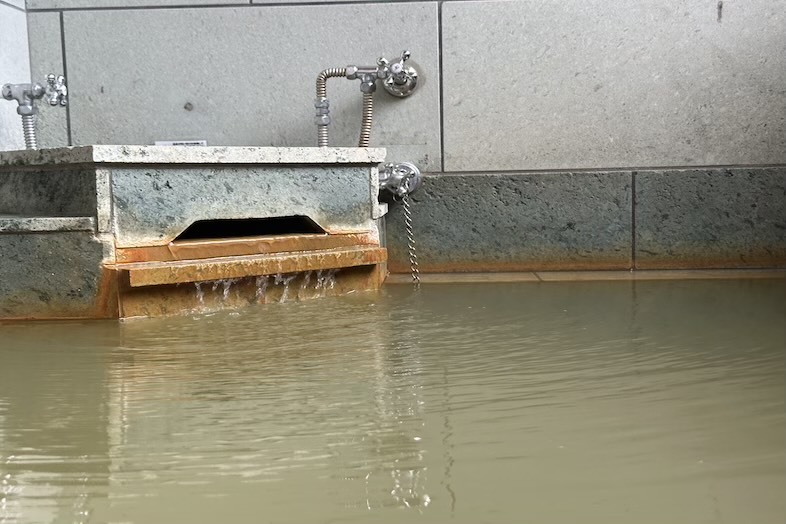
[0,145,387,168]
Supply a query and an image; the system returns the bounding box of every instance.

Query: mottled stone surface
[0,145,386,167]
[385,172,633,272]
[0,3,30,152]
[0,170,96,216]
[26,12,69,149]
[110,166,379,247]
[0,232,114,319]
[0,215,95,232]
[635,168,786,268]
[56,5,440,169]
[442,0,786,171]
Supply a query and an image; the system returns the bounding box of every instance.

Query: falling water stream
[0,279,784,523]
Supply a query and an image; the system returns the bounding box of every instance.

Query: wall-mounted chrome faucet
[315,50,418,148]
[379,161,422,199]
[2,74,67,150]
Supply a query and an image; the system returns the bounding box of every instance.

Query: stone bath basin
[0,145,388,319]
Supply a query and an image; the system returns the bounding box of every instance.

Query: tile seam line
[26,0,460,11]
[631,171,637,270]
[428,164,786,175]
[437,0,445,172]
[0,0,25,12]
[59,11,73,146]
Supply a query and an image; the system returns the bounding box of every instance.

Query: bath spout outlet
[379,161,422,199]
[2,74,68,150]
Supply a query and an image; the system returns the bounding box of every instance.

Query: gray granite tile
[26,12,69,148]
[110,165,379,247]
[635,168,786,269]
[0,169,97,216]
[442,0,786,171]
[0,4,30,151]
[3,0,25,10]
[384,172,633,272]
[28,0,240,8]
[0,231,113,319]
[61,4,441,170]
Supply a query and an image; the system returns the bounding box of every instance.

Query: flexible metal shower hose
[316,68,347,147]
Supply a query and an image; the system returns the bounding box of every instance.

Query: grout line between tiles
[437,1,445,172]
[59,11,73,146]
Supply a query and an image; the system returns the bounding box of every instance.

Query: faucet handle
[382,51,418,98]
[46,74,67,107]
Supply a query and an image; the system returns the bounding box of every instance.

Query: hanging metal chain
[401,194,421,287]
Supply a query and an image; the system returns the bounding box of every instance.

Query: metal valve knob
[46,74,68,106]
[382,50,418,98]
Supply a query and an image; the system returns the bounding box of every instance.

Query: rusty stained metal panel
[118,265,386,319]
[115,232,379,263]
[110,246,387,288]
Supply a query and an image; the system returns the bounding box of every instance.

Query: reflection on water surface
[1,280,784,523]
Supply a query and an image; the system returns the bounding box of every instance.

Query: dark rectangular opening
[174,216,326,241]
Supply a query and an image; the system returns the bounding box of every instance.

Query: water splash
[255,276,269,303]
[299,271,312,295]
[221,278,239,301]
[325,269,338,290]
[275,273,298,302]
[194,282,205,305]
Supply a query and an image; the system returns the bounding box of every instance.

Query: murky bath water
[1,279,784,523]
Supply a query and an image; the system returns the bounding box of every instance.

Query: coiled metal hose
[316,68,347,147]
[358,92,374,148]
[22,114,38,150]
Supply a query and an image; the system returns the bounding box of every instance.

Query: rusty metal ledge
[109,246,387,287]
[115,232,379,263]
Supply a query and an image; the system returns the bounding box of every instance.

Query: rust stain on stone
[388,257,632,274]
[115,232,378,263]
[109,246,387,288]
[118,265,385,318]
[635,252,786,270]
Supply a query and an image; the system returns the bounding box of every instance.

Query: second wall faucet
[314,50,418,148]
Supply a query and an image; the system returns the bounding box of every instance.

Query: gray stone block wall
[0,231,113,319]
[386,168,786,272]
[14,1,786,271]
[635,168,786,269]
[385,172,633,272]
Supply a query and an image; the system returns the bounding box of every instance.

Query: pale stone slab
[0,145,386,167]
[442,0,786,170]
[26,12,69,149]
[60,4,441,170]
[0,4,30,151]
[28,0,240,8]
